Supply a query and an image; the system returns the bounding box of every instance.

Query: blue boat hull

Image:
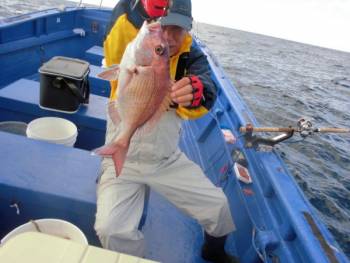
[0,7,348,263]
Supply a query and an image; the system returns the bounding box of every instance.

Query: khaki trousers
[94,110,235,257]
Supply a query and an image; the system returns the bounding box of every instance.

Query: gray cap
[160,0,193,31]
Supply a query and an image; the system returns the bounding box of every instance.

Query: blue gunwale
[0,7,348,263]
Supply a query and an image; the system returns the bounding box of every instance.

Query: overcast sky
[74,0,350,53]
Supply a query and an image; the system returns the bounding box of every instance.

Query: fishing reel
[297,118,313,138]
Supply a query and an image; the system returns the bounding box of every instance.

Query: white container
[26,117,77,146]
[1,219,88,245]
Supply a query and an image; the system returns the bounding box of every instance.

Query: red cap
[141,0,169,18]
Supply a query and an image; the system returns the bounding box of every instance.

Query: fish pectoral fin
[127,66,138,75]
[97,64,120,81]
[127,65,153,76]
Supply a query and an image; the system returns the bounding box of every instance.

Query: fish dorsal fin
[97,64,120,81]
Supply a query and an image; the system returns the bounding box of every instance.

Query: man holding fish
[94,1,238,262]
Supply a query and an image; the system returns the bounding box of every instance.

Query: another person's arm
[104,0,150,99]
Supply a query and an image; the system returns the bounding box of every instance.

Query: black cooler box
[39,56,90,113]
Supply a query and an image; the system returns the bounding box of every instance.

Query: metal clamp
[243,124,294,148]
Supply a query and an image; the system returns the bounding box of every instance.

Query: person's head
[159,0,192,56]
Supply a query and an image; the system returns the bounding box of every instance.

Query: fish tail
[93,132,131,176]
[112,140,129,176]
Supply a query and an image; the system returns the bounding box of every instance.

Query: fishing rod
[239,118,350,147]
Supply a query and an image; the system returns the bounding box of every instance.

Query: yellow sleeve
[103,14,139,99]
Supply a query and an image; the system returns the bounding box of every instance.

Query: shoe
[201,232,239,263]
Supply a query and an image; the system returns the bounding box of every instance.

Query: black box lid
[39,56,90,80]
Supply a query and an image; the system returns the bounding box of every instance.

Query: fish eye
[155,45,164,55]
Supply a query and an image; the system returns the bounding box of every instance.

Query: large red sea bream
[95,21,171,176]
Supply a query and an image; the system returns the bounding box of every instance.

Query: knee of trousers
[94,216,141,243]
[94,216,115,239]
[94,219,144,255]
[202,192,235,237]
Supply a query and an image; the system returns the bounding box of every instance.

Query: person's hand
[170,76,204,108]
[170,77,193,107]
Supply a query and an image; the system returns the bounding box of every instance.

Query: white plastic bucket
[1,219,88,245]
[26,117,77,146]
